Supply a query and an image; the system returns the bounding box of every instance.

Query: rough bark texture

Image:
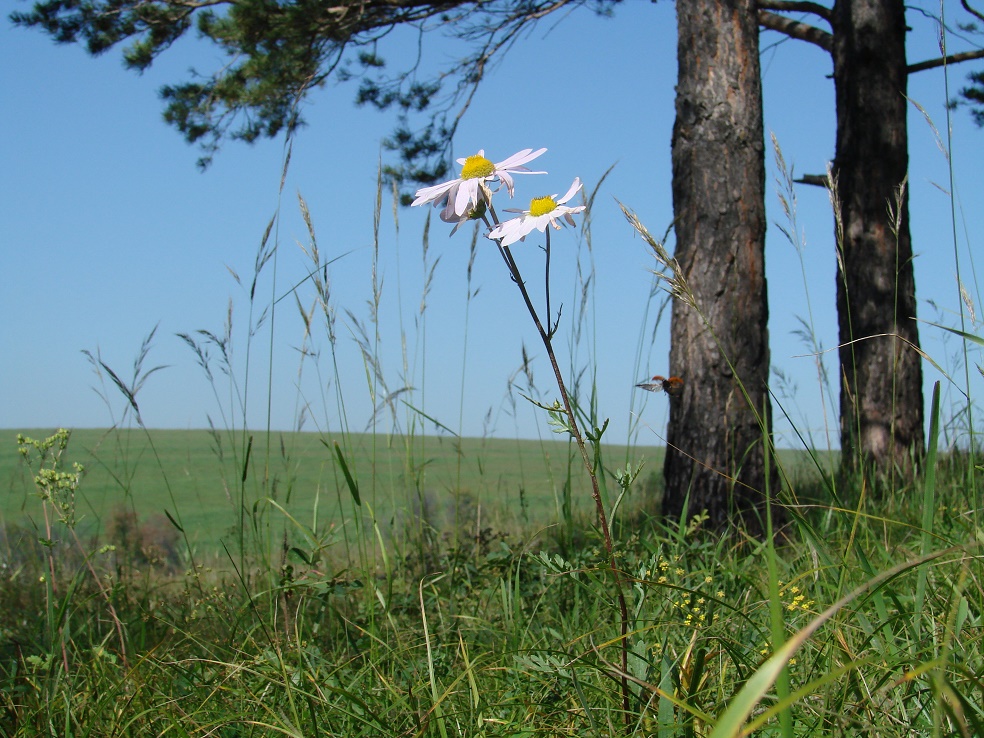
[664,0,776,534]
[832,0,924,480]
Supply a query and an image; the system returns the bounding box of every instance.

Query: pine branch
[758,9,833,53]
[10,0,591,181]
[908,48,984,74]
[758,1,832,23]
[794,173,831,188]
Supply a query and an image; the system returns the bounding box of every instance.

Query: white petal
[454,180,479,217]
[486,219,511,240]
[498,170,516,197]
[411,179,457,207]
[488,217,532,246]
[495,147,547,171]
[441,196,458,223]
[498,230,525,247]
[557,178,583,205]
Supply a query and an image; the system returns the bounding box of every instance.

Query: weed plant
[2,135,982,737]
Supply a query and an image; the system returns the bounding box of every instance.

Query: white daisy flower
[487,178,585,247]
[411,148,547,222]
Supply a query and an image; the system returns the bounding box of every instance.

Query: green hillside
[2,428,674,549]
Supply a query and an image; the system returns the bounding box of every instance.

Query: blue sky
[2,1,982,450]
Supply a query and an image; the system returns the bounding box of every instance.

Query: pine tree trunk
[663,0,776,533]
[832,0,924,480]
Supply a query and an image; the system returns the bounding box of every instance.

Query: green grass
[2,424,981,736]
[3,422,979,737]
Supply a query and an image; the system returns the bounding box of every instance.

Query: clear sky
[2,1,982,451]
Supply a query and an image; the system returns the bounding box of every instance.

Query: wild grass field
[2,418,981,737]
[2,145,982,735]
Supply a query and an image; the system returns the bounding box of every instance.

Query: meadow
[2,151,982,736]
[2,418,981,737]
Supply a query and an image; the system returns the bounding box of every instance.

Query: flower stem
[484,210,629,716]
[545,230,553,337]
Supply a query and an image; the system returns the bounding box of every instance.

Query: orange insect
[636,375,684,397]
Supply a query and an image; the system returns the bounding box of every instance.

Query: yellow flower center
[528,196,556,217]
[460,154,495,180]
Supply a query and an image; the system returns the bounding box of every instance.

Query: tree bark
[832,0,924,480]
[664,0,776,534]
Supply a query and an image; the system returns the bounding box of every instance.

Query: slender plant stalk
[483,204,631,717]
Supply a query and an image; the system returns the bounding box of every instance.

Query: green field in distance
[2,428,677,549]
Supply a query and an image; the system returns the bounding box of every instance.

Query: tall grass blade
[419,575,449,738]
[762,400,793,738]
[914,381,941,646]
[923,321,984,348]
[163,508,184,533]
[325,439,361,506]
